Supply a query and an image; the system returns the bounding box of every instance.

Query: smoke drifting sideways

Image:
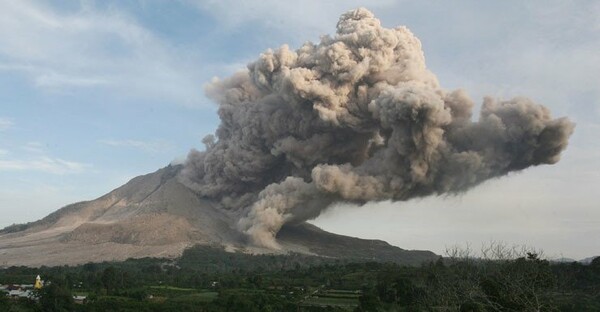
[179,8,575,249]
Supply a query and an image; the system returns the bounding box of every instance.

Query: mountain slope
[0,165,437,267]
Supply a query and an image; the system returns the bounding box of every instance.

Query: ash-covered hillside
[0,165,437,267]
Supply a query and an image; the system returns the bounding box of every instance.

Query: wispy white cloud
[99,139,172,153]
[189,0,397,41]
[21,141,46,154]
[0,156,88,174]
[35,72,110,88]
[0,118,13,131]
[0,142,89,174]
[0,1,204,106]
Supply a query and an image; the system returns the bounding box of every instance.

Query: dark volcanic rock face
[0,165,437,267]
[278,223,437,266]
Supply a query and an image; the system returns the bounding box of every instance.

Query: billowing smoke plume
[180,8,574,249]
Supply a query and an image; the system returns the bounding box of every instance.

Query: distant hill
[550,256,600,265]
[579,256,600,265]
[0,165,437,267]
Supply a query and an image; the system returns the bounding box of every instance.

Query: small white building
[73,295,87,304]
[8,289,32,299]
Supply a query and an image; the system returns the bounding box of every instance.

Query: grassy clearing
[170,292,218,303]
[148,285,197,297]
[148,285,196,291]
[319,293,360,299]
[303,295,359,307]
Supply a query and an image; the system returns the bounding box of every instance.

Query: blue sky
[1,0,599,259]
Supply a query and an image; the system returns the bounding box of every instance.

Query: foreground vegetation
[1,244,599,311]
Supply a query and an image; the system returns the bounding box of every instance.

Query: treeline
[1,245,599,311]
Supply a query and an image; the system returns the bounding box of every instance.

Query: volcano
[0,165,437,267]
[0,7,576,269]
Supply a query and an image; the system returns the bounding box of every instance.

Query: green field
[302,289,360,309]
[302,296,359,307]
[149,285,196,291]
[169,292,218,303]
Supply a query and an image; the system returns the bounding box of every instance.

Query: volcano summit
[0,165,437,267]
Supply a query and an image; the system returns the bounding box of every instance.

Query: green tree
[38,282,74,312]
[101,266,119,294]
[356,286,383,312]
[0,291,11,311]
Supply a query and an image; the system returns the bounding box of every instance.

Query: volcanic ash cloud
[179,8,575,249]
